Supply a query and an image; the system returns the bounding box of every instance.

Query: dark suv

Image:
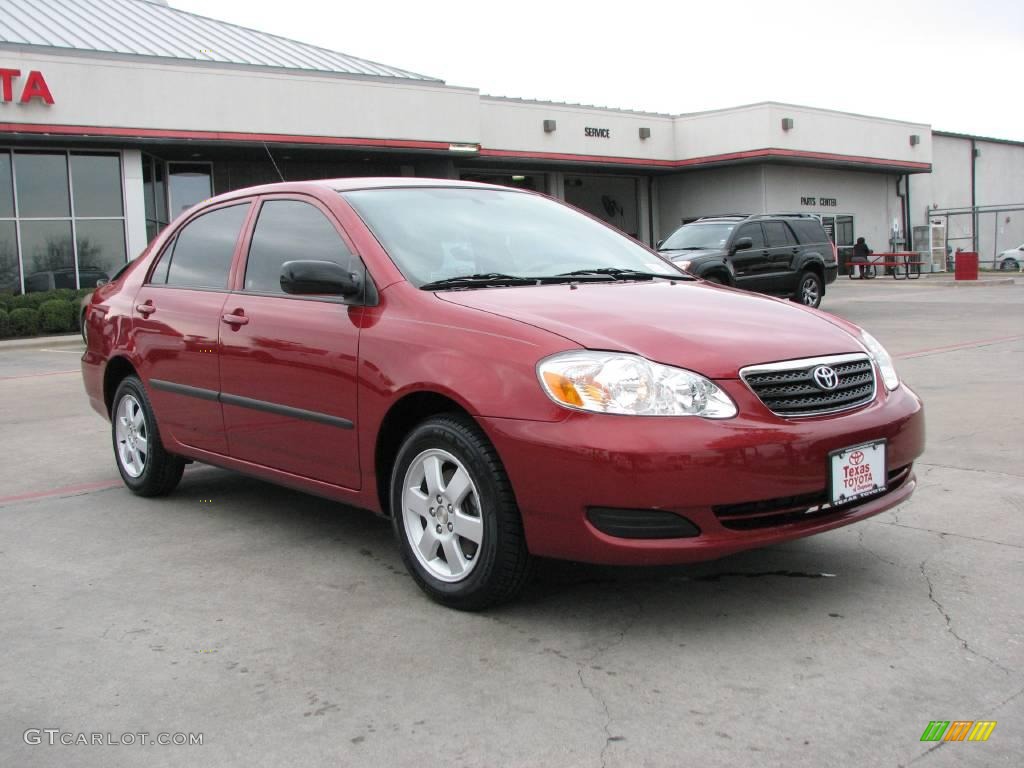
[657,214,838,308]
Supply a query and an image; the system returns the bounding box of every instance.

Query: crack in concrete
[574,597,644,768]
[919,559,1013,675]
[917,461,1024,479]
[857,528,899,566]
[871,520,1023,550]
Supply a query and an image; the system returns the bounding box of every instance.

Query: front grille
[713,464,912,530]
[741,353,876,417]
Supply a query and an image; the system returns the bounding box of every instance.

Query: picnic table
[847,252,925,280]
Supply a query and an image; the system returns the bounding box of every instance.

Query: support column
[122,149,147,259]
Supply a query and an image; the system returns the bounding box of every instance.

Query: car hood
[658,248,724,261]
[436,280,864,379]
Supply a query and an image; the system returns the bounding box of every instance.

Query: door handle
[135,302,155,317]
[221,312,249,326]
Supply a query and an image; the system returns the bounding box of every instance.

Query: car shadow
[171,464,887,631]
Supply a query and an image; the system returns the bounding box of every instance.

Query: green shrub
[8,307,39,336]
[53,288,78,302]
[0,308,9,337]
[39,300,74,333]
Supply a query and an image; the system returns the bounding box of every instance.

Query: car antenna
[263,142,286,182]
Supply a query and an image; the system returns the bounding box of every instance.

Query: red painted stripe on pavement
[0,369,78,381]
[896,334,1024,359]
[0,479,122,505]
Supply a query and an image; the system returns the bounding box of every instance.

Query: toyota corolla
[81,179,925,609]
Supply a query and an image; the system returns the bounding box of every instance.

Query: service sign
[829,440,886,505]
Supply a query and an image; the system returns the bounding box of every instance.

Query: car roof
[205,177,515,205]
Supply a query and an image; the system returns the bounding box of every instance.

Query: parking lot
[2,276,1022,768]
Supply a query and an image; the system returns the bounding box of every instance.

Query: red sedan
[82,179,924,609]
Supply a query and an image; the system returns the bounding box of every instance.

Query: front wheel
[1001,258,1019,271]
[390,414,531,610]
[112,376,185,496]
[793,271,823,308]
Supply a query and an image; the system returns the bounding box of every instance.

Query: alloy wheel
[801,275,820,306]
[115,394,149,478]
[401,448,484,582]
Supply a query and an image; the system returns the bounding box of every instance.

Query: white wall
[673,103,930,167]
[656,164,899,250]
[479,98,674,161]
[1,50,481,143]
[764,166,899,251]
[656,166,766,237]
[909,134,1024,260]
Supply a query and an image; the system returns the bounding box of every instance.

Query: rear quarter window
[790,220,830,245]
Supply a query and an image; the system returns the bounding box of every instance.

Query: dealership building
[1,0,1022,293]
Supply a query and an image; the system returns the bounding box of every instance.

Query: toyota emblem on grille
[811,365,840,391]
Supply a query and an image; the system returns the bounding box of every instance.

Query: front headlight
[537,351,737,418]
[859,331,900,391]
[674,260,692,271]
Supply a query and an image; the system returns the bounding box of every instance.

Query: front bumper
[482,380,924,565]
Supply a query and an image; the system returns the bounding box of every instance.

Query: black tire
[793,270,823,308]
[1001,258,1019,271]
[390,414,531,610]
[111,376,185,497]
[703,273,725,285]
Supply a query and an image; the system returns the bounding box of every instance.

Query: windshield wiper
[557,267,692,281]
[659,246,705,251]
[419,272,610,291]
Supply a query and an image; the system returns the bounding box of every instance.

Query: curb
[0,334,84,351]
[943,277,1016,287]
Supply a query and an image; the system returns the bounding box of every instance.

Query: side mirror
[280,260,361,298]
[732,237,753,253]
[656,239,665,249]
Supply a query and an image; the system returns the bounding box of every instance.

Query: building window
[819,214,855,247]
[168,162,213,219]
[143,153,169,242]
[0,149,128,293]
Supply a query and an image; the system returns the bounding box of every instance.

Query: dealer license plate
[829,440,887,505]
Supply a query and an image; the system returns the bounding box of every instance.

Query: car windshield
[342,187,679,287]
[660,223,736,250]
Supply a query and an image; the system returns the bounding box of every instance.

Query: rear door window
[763,222,797,248]
[734,223,766,249]
[151,203,250,289]
[244,200,356,294]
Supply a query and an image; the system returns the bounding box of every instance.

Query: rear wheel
[793,271,823,308]
[390,414,531,610]
[111,376,185,496]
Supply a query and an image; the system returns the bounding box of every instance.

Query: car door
[761,221,801,294]
[131,201,253,454]
[218,195,363,489]
[729,222,770,289]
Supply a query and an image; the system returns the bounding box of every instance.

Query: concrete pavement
[1,277,1022,767]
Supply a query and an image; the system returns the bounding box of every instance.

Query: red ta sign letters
[0,69,55,105]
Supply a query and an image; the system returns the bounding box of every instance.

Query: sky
[171,0,1024,141]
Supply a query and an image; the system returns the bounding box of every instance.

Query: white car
[997,244,1023,271]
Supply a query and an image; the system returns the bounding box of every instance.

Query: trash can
[954,251,979,281]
